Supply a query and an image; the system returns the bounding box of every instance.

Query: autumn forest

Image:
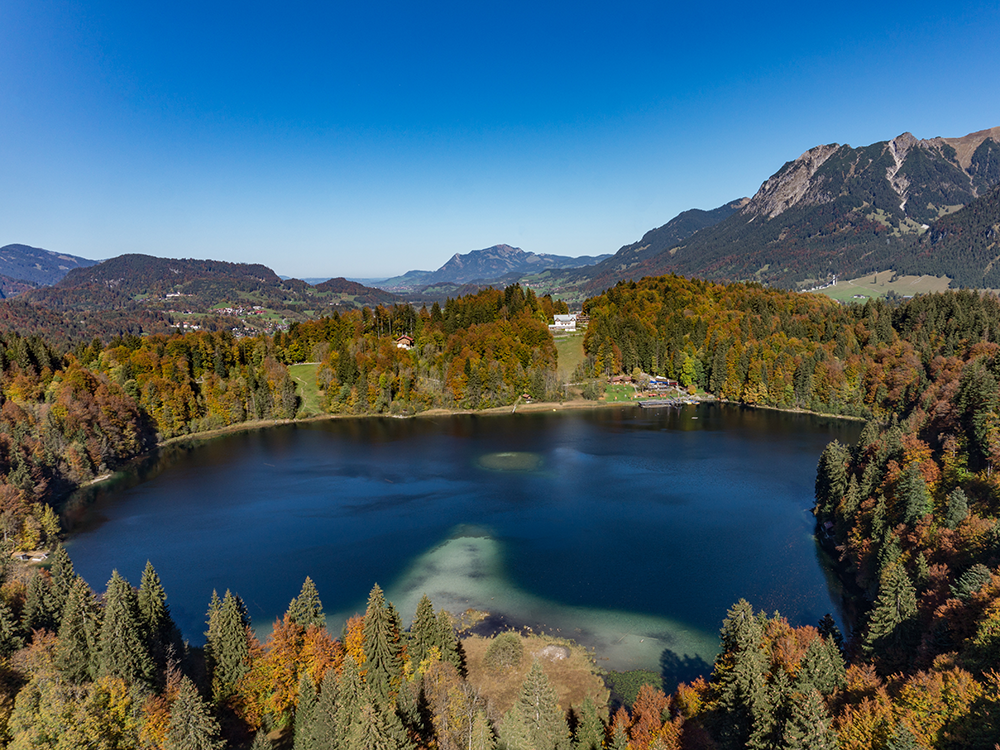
[4,277,1000,747]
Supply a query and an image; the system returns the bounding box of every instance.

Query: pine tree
[164,676,225,750]
[945,487,970,529]
[512,659,571,750]
[310,664,342,748]
[47,544,76,621]
[780,690,838,750]
[288,576,326,629]
[362,583,403,707]
[336,653,365,743]
[98,570,155,685]
[817,614,844,653]
[863,563,918,669]
[573,696,604,750]
[21,570,59,632]
[138,560,178,668]
[407,594,440,666]
[55,576,101,682]
[250,728,273,750]
[497,702,534,750]
[793,636,845,695]
[437,609,463,672]
[886,723,920,750]
[710,600,772,750]
[815,440,849,515]
[471,710,496,750]
[294,671,318,750]
[900,462,931,523]
[205,589,251,704]
[0,598,23,657]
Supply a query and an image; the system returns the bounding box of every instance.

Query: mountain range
[566,127,1000,292]
[378,244,612,291]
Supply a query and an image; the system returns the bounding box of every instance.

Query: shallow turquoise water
[65,403,859,677]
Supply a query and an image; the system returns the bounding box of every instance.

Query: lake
[64,403,860,680]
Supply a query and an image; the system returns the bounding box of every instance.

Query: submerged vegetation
[6,274,1000,745]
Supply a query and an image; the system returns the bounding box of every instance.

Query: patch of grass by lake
[553,332,586,382]
[604,383,636,402]
[288,362,322,416]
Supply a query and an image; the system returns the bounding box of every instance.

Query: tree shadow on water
[660,648,712,693]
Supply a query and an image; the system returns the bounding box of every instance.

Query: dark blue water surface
[65,404,859,670]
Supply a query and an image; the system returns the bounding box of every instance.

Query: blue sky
[3,1,999,279]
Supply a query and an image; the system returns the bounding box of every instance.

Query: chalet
[548,314,577,333]
[395,335,414,350]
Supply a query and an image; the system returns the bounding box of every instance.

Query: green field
[288,362,323,416]
[813,271,951,302]
[604,383,636,402]
[553,331,587,381]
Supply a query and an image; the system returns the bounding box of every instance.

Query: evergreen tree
[817,614,844,653]
[288,576,326,629]
[164,676,225,750]
[205,589,251,704]
[250,728,274,750]
[336,654,365,743]
[471,709,496,750]
[863,563,918,669]
[55,576,101,682]
[511,659,571,750]
[407,593,441,666]
[815,440,849,515]
[138,560,179,668]
[793,636,845,695]
[0,598,23,657]
[945,486,970,529]
[294,671,318,750]
[362,583,403,707]
[310,665,342,749]
[21,570,59,632]
[98,570,155,685]
[900,462,932,523]
[886,722,920,750]
[573,696,604,750]
[47,544,76,620]
[952,563,993,600]
[780,690,838,750]
[709,600,773,749]
[497,702,534,750]
[437,609,463,672]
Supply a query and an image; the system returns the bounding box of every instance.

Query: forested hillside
[7,275,1000,747]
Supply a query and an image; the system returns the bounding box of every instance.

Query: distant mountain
[312,277,399,306]
[897,182,1000,287]
[589,127,1000,289]
[379,244,612,291]
[0,243,97,287]
[0,274,38,299]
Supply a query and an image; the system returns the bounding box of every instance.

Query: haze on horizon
[3,0,999,279]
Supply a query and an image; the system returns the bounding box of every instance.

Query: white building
[548,314,577,332]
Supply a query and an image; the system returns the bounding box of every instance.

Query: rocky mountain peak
[742,143,841,219]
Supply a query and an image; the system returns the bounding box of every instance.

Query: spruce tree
[780,690,838,750]
[205,589,251,704]
[710,600,772,750]
[407,594,440,666]
[513,659,570,750]
[886,723,921,750]
[138,560,179,669]
[164,676,224,750]
[310,665,342,749]
[470,710,496,750]
[288,576,326,629]
[945,487,970,529]
[900,462,931,524]
[21,570,59,632]
[573,696,604,750]
[815,440,849,515]
[0,599,23,657]
[793,636,845,695]
[294,671,318,750]
[55,576,101,682]
[437,609,463,672]
[47,544,76,621]
[863,563,918,669]
[362,583,403,707]
[250,728,273,750]
[497,702,534,750]
[98,570,155,685]
[335,654,365,743]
